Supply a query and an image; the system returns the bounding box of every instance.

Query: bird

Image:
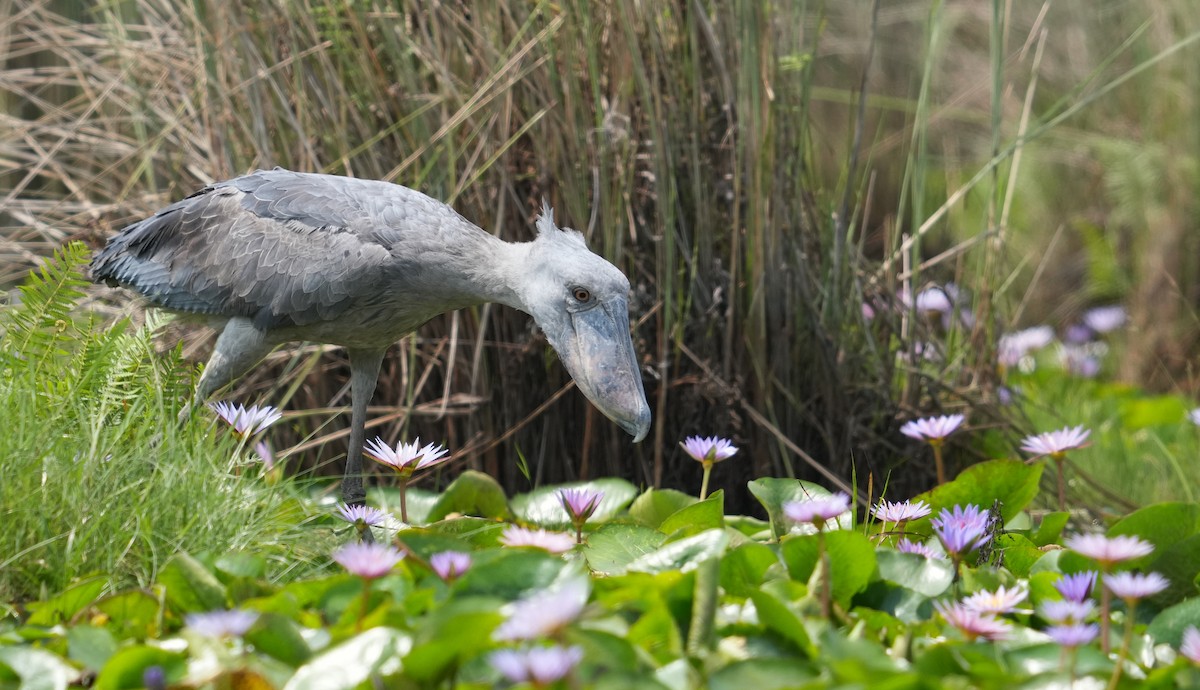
[90,168,651,505]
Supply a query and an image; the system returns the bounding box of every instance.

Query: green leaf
[401,599,504,681]
[95,590,160,639]
[157,552,227,614]
[709,658,817,690]
[1119,395,1188,429]
[583,523,667,575]
[511,478,639,527]
[1031,511,1070,547]
[1148,596,1200,645]
[660,490,724,539]
[748,478,851,539]
[567,628,643,674]
[425,470,512,522]
[424,516,509,547]
[626,600,684,664]
[214,551,268,580]
[1148,533,1200,605]
[1110,502,1200,562]
[25,575,107,626]
[911,459,1043,531]
[720,543,781,598]
[626,529,729,574]
[997,533,1045,578]
[244,613,312,666]
[66,626,117,672]
[780,531,877,607]
[0,647,77,690]
[281,628,412,690]
[748,589,814,656]
[93,646,186,690]
[875,549,954,598]
[454,550,570,600]
[628,489,697,528]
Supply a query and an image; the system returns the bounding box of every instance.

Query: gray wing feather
[89,169,418,328]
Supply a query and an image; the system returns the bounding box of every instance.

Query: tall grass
[0,245,328,601]
[2,1,1198,511]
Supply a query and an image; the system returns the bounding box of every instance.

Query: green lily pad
[875,549,954,598]
[93,645,186,690]
[0,646,78,690]
[628,488,698,528]
[780,530,877,608]
[157,552,226,614]
[660,490,725,539]
[749,478,851,539]
[426,470,512,522]
[583,523,667,575]
[281,627,412,690]
[511,478,639,527]
[626,529,729,574]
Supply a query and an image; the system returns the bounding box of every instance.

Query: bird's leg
[181,318,275,420]
[342,348,385,507]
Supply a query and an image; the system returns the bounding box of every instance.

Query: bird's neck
[430,227,532,314]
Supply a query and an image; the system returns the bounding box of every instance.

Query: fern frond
[1,242,92,378]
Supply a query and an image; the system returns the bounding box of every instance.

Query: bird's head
[514,204,651,442]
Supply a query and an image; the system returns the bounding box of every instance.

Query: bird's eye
[572,287,592,303]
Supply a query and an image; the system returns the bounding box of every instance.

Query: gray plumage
[91,168,651,505]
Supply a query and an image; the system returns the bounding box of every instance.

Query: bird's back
[90,169,483,340]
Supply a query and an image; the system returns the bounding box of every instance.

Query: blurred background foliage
[2,0,1198,510]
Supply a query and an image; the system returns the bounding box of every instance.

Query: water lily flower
[680,435,738,500]
[499,525,576,554]
[490,645,584,684]
[429,551,471,582]
[209,401,282,437]
[335,503,387,528]
[998,326,1055,368]
[901,415,964,485]
[961,584,1028,615]
[934,601,1012,641]
[332,542,405,579]
[1082,305,1127,334]
[896,539,941,559]
[1054,571,1098,602]
[931,504,991,556]
[1046,622,1100,647]
[363,437,450,477]
[1180,626,1200,664]
[1063,534,1154,567]
[783,492,851,529]
[1104,571,1169,600]
[872,499,931,525]
[680,436,738,464]
[1022,424,1091,512]
[363,437,450,523]
[1039,599,1096,624]
[1061,346,1101,378]
[142,666,167,690]
[559,488,603,523]
[1020,426,1090,458]
[913,286,953,314]
[493,578,589,641]
[559,487,604,544]
[254,441,275,470]
[185,609,259,638]
[900,415,964,444]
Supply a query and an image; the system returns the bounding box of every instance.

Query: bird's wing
[90,169,462,329]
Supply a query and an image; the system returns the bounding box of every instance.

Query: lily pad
[511,478,639,527]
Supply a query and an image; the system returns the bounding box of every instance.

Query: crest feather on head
[535,200,586,249]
